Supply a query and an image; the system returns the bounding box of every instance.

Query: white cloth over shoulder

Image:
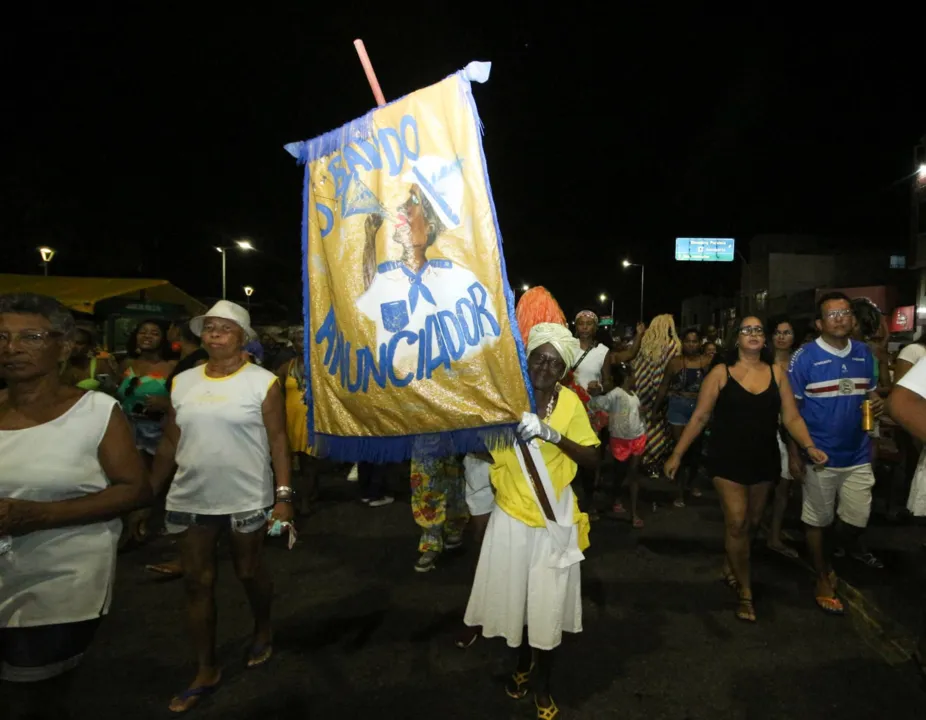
[0,392,121,627]
[167,363,277,515]
[514,440,584,568]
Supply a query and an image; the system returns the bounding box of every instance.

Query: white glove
[517,412,562,445]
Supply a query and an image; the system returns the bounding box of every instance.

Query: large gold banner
[285,62,532,460]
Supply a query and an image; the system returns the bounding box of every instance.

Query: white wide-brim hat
[190,300,257,341]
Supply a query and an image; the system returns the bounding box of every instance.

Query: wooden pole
[352,39,387,107]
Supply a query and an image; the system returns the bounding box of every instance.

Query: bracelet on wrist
[275,497,293,504]
[275,486,295,498]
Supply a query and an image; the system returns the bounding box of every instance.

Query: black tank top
[707,364,781,484]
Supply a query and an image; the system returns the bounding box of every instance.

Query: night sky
[3,9,924,324]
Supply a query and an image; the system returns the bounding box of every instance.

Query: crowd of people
[1,286,923,719]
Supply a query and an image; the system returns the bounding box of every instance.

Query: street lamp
[598,292,614,319]
[243,285,254,310]
[622,259,645,321]
[38,247,55,276]
[216,239,255,299]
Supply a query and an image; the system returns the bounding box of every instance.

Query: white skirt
[464,504,582,651]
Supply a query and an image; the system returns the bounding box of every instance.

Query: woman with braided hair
[632,315,681,476]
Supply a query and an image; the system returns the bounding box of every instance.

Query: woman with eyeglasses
[764,315,801,558]
[150,301,292,713]
[664,316,826,622]
[0,293,149,719]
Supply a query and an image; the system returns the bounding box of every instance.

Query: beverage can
[861,400,873,432]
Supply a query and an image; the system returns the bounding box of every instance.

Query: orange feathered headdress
[515,287,567,348]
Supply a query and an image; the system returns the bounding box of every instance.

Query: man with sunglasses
[788,292,885,615]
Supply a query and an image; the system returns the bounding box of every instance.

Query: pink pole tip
[352,39,387,107]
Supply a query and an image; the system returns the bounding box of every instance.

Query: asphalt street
[68,472,924,719]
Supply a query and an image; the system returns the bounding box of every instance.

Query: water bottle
[0,535,11,556]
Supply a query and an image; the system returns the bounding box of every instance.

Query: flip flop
[767,543,799,559]
[632,516,644,529]
[169,679,221,714]
[815,596,845,616]
[246,642,273,669]
[145,563,183,578]
[454,625,480,649]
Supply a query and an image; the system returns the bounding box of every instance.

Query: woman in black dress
[664,316,826,622]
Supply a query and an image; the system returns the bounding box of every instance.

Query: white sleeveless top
[167,363,278,515]
[572,343,610,390]
[0,391,120,628]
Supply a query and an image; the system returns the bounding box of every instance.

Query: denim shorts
[1,618,101,682]
[667,396,697,426]
[164,507,271,535]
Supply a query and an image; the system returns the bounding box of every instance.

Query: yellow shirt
[490,387,600,550]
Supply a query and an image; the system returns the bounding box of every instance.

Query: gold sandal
[536,697,560,719]
[505,662,534,699]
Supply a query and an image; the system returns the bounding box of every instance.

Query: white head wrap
[527,322,582,371]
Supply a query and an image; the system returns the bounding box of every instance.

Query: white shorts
[801,464,875,529]
[463,455,495,517]
[464,505,582,651]
[777,434,792,481]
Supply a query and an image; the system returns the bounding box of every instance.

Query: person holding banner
[464,323,599,720]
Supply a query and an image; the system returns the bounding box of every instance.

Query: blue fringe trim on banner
[314,423,518,464]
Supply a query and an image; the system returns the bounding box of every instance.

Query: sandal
[168,677,221,714]
[815,595,845,616]
[145,561,183,578]
[246,642,273,669]
[505,662,534,700]
[673,499,686,508]
[735,595,756,623]
[850,551,884,569]
[454,625,480,649]
[632,515,644,529]
[691,488,703,498]
[721,569,740,592]
[535,696,560,719]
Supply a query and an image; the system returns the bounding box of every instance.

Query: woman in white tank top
[150,301,293,714]
[0,293,149,718]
